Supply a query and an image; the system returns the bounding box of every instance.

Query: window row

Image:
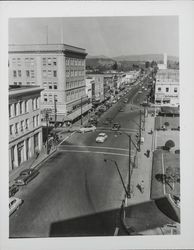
[65,58,85,66]
[9,115,39,136]
[9,98,39,118]
[43,82,58,90]
[42,57,57,66]
[66,70,85,77]
[43,94,58,103]
[11,58,35,67]
[157,87,178,93]
[66,80,85,89]
[42,70,57,78]
[66,88,85,102]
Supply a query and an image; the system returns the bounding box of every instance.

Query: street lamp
[104,158,130,198]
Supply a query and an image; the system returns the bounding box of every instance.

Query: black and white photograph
[1,1,194,250]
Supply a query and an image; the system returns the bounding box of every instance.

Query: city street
[9,81,150,237]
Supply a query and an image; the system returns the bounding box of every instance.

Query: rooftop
[9,43,87,55]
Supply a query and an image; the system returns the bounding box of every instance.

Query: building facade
[9,85,43,171]
[155,69,179,106]
[87,74,105,104]
[9,44,88,123]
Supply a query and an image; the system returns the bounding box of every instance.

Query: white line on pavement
[58,149,129,157]
[161,153,166,195]
[59,145,129,152]
[58,131,76,146]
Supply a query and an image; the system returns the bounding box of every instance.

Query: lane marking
[114,227,119,236]
[161,153,166,195]
[58,149,129,157]
[59,145,129,152]
[59,131,76,145]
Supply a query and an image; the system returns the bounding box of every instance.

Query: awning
[64,103,92,121]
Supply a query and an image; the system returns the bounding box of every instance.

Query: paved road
[10,80,150,237]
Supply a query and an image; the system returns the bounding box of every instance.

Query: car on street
[119,107,125,112]
[112,99,117,104]
[9,197,23,216]
[14,168,39,186]
[138,90,142,94]
[123,99,128,103]
[78,125,96,133]
[9,184,19,197]
[112,123,121,131]
[96,133,108,143]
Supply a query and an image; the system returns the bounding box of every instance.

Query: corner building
[9,44,88,123]
[9,85,43,171]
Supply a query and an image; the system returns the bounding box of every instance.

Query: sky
[9,16,179,58]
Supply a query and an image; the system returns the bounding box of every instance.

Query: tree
[112,61,118,70]
[165,140,175,151]
[145,61,150,68]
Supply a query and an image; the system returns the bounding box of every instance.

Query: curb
[30,148,57,171]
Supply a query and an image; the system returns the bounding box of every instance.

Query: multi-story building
[9,85,43,171]
[154,69,179,106]
[85,78,94,101]
[86,74,105,105]
[8,44,89,124]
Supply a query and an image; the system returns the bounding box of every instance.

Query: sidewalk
[123,113,155,231]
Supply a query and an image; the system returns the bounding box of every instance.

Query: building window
[24,101,28,113]
[43,70,47,78]
[53,58,57,66]
[30,58,34,66]
[31,70,35,78]
[18,82,22,85]
[12,58,16,66]
[21,121,24,132]
[166,87,169,92]
[49,85,52,89]
[14,82,17,85]
[48,58,52,66]
[48,70,52,78]
[13,70,17,77]
[54,85,57,89]
[43,82,47,88]
[158,87,161,92]
[25,58,30,66]
[33,116,36,127]
[42,58,46,66]
[44,94,47,102]
[15,123,18,134]
[36,115,39,126]
[14,103,17,116]
[18,70,22,77]
[26,70,30,77]
[19,101,23,114]
[174,87,178,93]
[53,70,57,77]
[25,119,29,130]
[49,94,53,103]
[9,104,12,118]
[17,58,21,66]
[10,125,13,135]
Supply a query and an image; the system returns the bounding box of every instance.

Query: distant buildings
[9,85,43,171]
[8,44,89,124]
[157,53,168,70]
[154,69,179,107]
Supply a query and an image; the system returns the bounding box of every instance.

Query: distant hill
[113,54,179,62]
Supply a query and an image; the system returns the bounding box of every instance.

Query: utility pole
[128,135,131,198]
[45,112,49,154]
[81,96,83,126]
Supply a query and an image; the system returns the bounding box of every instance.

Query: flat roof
[9,43,87,55]
[9,85,44,96]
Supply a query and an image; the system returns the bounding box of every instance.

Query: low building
[154,69,179,107]
[9,85,43,171]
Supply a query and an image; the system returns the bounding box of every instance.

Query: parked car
[96,133,108,143]
[14,168,39,186]
[9,184,19,197]
[112,99,117,104]
[123,99,128,103]
[9,197,22,216]
[78,125,96,133]
[112,123,121,131]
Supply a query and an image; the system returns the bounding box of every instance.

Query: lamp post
[104,158,129,198]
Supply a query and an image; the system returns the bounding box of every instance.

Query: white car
[112,100,117,104]
[78,125,96,133]
[9,197,22,216]
[96,133,108,143]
